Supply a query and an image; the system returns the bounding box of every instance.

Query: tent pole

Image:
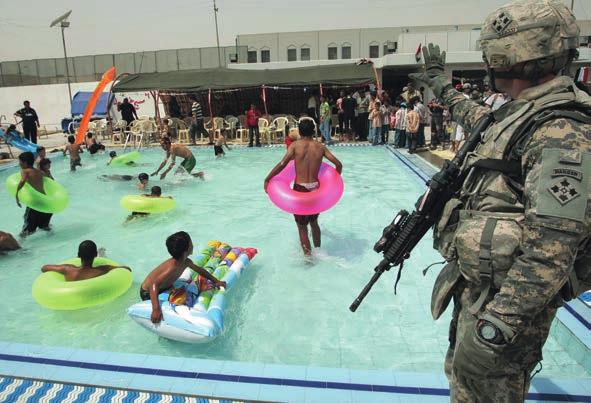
[262,86,268,117]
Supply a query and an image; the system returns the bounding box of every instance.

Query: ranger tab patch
[551,168,583,181]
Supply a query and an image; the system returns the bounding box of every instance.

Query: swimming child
[107,150,137,166]
[35,146,46,167]
[0,231,20,253]
[63,135,82,171]
[39,158,53,179]
[214,133,230,157]
[85,133,106,154]
[41,240,131,282]
[126,185,172,221]
[152,137,204,179]
[15,152,53,237]
[285,129,299,149]
[140,231,226,323]
[138,172,149,190]
[98,173,149,186]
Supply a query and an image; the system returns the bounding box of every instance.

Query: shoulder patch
[537,148,590,222]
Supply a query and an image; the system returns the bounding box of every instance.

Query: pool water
[0,146,587,378]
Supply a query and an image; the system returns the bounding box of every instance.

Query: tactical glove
[409,44,451,99]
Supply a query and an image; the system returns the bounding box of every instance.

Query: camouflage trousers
[444,286,557,403]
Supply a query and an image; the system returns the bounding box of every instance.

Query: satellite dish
[50,10,72,27]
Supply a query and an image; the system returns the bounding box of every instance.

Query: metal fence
[0,46,248,87]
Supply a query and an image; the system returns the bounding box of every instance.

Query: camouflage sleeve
[486,117,591,331]
[440,86,490,133]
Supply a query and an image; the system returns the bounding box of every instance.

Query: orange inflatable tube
[75,66,116,144]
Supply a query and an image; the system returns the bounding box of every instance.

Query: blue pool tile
[102,352,149,368]
[530,377,588,397]
[90,370,134,389]
[351,391,405,403]
[577,379,591,395]
[47,366,100,385]
[304,388,353,403]
[31,346,75,361]
[212,380,260,401]
[168,377,216,396]
[3,343,45,357]
[257,385,306,403]
[181,358,225,374]
[127,374,174,393]
[142,355,188,372]
[1,361,57,380]
[305,366,351,383]
[394,371,448,389]
[262,363,307,380]
[67,349,111,365]
[349,369,396,386]
[0,341,12,352]
[219,361,265,377]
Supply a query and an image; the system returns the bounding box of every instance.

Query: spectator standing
[394,103,407,148]
[14,101,40,144]
[413,97,428,148]
[357,90,371,141]
[319,96,333,144]
[118,98,138,128]
[246,104,261,147]
[336,91,345,137]
[405,103,420,153]
[307,93,318,123]
[189,96,212,145]
[343,92,357,141]
[380,100,391,144]
[428,98,445,150]
[368,101,382,145]
[402,83,422,103]
[451,84,472,153]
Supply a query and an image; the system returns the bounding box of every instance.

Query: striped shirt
[191,102,203,120]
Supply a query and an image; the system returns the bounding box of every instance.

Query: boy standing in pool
[214,133,230,157]
[152,137,204,179]
[15,152,53,237]
[140,231,226,323]
[63,135,82,171]
[41,240,130,281]
[264,120,342,256]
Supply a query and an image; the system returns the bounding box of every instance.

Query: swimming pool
[0,146,588,380]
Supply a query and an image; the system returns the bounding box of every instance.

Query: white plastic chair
[269,117,289,142]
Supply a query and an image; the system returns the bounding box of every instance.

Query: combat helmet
[479,0,579,83]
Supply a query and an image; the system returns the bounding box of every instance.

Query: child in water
[126,185,171,221]
[39,158,53,179]
[107,151,136,166]
[139,231,226,323]
[16,152,53,237]
[63,135,83,171]
[41,240,130,281]
[214,133,231,157]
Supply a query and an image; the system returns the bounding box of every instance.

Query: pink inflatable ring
[267,161,344,215]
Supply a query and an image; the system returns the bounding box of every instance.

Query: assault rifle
[350,114,494,312]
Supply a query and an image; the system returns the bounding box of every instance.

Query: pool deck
[1,143,590,402]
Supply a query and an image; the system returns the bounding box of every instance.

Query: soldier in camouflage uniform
[410,1,591,402]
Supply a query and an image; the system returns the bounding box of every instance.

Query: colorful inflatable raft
[127,240,257,343]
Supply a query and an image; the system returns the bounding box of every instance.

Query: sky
[0,0,589,62]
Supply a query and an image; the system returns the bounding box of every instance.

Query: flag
[415,43,422,62]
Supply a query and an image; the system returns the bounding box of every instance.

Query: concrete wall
[0,82,163,130]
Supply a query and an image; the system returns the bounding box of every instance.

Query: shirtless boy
[15,152,53,237]
[63,135,83,171]
[151,137,204,179]
[41,240,130,281]
[140,231,226,323]
[214,133,231,157]
[264,120,342,255]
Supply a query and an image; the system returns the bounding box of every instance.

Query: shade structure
[112,64,375,92]
[71,91,113,117]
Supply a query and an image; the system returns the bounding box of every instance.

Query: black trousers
[430,116,444,146]
[23,125,37,144]
[357,112,369,140]
[248,126,260,146]
[343,114,355,134]
[189,120,210,143]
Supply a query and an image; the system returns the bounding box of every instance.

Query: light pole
[213,0,222,67]
[50,10,73,108]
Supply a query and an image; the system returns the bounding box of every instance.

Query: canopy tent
[112,64,375,93]
[71,91,114,117]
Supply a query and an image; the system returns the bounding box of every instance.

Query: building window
[287,48,297,61]
[341,46,351,59]
[328,46,337,60]
[261,50,270,63]
[247,50,257,63]
[301,47,310,61]
[369,45,379,58]
[383,41,397,55]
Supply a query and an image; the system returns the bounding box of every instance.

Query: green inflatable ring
[5,173,69,214]
[120,195,176,214]
[110,151,140,166]
[32,257,132,310]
